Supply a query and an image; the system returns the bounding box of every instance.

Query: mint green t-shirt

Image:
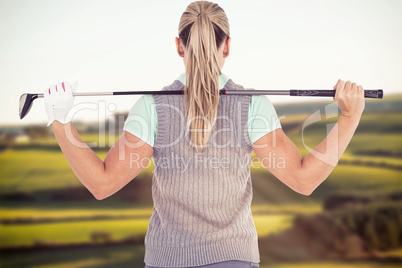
[123,73,281,147]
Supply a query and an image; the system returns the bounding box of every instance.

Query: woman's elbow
[92,182,116,200]
[296,175,321,196]
[298,187,314,196]
[89,187,108,200]
[92,190,108,200]
[294,181,313,196]
[85,177,111,200]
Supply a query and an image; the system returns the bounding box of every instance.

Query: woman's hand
[333,79,365,118]
[44,81,78,126]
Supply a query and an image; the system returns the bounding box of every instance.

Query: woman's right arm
[52,121,153,200]
[45,81,153,200]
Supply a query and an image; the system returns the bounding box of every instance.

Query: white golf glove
[44,81,78,126]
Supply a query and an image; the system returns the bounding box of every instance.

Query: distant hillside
[2,93,400,133]
[274,93,402,116]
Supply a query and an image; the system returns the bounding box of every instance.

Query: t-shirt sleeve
[248,95,282,144]
[123,95,157,147]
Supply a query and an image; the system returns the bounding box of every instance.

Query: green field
[340,153,402,166]
[0,207,152,220]
[266,263,402,268]
[289,132,402,159]
[0,218,149,247]
[0,149,107,194]
[1,99,401,267]
[0,244,146,268]
[0,213,294,247]
[1,246,401,268]
[285,112,402,158]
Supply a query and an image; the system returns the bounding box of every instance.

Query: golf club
[19,89,383,120]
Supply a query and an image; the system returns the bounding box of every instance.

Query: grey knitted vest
[145,79,259,267]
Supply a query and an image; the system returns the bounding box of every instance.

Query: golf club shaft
[34,89,383,98]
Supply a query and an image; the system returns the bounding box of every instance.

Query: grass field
[0,218,149,247]
[290,133,402,158]
[12,133,120,148]
[0,207,153,220]
[322,165,402,191]
[1,118,401,248]
[1,245,401,268]
[264,263,402,268]
[306,165,402,202]
[0,146,400,196]
[1,105,401,267]
[285,111,402,158]
[0,204,320,221]
[0,149,155,195]
[0,214,294,247]
[0,149,107,194]
[340,153,402,166]
[0,244,146,268]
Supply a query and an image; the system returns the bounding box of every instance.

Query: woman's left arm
[253,79,365,195]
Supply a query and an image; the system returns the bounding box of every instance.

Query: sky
[1,0,401,125]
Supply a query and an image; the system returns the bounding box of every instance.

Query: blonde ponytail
[178,1,230,152]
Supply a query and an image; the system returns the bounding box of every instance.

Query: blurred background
[1,0,401,267]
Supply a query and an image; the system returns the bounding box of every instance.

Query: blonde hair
[178,1,230,152]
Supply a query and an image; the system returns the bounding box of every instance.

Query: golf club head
[19,93,38,119]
